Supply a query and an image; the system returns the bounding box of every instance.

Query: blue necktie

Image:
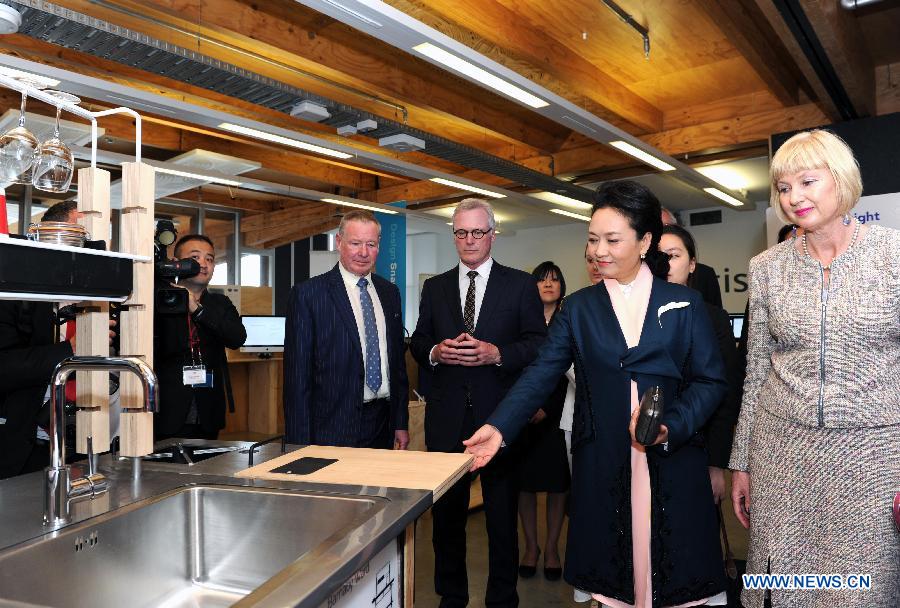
[357,277,382,394]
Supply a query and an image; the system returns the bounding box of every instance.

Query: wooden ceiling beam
[247,214,340,249]
[382,0,661,134]
[357,168,522,204]
[163,189,284,213]
[751,0,842,121]
[53,0,569,157]
[698,1,802,107]
[641,102,829,158]
[662,91,785,131]
[240,203,338,234]
[794,0,876,117]
[176,132,378,191]
[255,218,342,250]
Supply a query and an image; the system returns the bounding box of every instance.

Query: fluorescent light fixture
[430,177,506,199]
[609,140,675,172]
[0,67,60,89]
[218,123,353,159]
[696,166,748,193]
[321,198,399,215]
[413,43,549,109]
[550,208,591,222]
[531,191,591,210]
[319,0,383,28]
[155,167,243,187]
[703,187,744,207]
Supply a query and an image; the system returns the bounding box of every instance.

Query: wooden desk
[223,351,283,436]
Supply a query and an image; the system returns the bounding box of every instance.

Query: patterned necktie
[463,270,478,335]
[357,277,382,393]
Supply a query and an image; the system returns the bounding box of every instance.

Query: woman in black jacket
[659,224,741,503]
[516,261,571,581]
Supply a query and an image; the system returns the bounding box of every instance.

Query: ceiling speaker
[378,134,425,152]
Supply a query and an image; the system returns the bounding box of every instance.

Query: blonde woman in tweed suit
[730,130,900,608]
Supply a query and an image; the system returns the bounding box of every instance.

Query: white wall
[310,250,339,278]
[405,230,457,332]
[687,203,768,313]
[492,222,594,290]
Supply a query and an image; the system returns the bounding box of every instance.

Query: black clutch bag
[634,386,664,446]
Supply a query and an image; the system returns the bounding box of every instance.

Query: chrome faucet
[45,356,159,525]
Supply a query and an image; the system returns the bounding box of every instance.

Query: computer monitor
[240,315,286,353]
[729,313,745,341]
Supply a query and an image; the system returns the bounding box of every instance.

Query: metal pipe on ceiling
[600,0,650,59]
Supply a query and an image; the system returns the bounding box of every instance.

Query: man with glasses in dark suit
[411,198,546,608]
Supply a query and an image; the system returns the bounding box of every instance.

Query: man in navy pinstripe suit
[283,210,409,450]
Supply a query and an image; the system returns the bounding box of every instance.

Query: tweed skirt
[742,407,900,608]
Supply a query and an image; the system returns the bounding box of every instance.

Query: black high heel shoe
[543,565,562,581]
[518,548,540,579]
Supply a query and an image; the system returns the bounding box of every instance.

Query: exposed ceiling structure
[0,0,897,240]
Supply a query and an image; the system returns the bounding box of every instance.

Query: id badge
[182,365,206,385]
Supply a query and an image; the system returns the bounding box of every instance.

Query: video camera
[154,219,200,315]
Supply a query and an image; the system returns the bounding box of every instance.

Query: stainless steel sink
[0,485,385,607]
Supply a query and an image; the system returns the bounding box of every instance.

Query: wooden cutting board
[234,445,473,501]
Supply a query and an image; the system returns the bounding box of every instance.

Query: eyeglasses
[452,227,492,240]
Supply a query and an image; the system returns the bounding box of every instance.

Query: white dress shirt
[458,257,494,330]
[429,257,495,366]
[338,262,390,402]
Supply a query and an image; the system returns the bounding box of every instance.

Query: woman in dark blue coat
[464,181,728,608]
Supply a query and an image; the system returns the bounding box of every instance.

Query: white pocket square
[657,301,690,326]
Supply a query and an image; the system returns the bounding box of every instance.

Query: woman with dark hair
[516,261,571,581]
[660,224,740,503]
[464,180,728,607]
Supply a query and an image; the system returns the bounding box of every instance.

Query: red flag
[65,320,77,403]
[0,188,8,235]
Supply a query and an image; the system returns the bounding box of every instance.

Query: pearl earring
[640,252,646,260]
[842,214,852,226]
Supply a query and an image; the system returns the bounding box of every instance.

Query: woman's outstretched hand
[462,424,503,472]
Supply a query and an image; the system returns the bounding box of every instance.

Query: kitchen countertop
[0,440,441,607]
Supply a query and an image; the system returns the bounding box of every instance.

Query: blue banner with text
[375,202,407,324]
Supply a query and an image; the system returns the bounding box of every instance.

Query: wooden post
[74,167,111,454]
[403,522,415,608]
[118,162,155,457]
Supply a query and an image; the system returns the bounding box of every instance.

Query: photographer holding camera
[154,234,246,440]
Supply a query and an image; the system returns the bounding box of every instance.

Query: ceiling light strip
[531,191,592,210]
[550,208,591,222]
[609,141,675,172]
[321,197,399,215]
[413,43,549,109]
[703,188,744,207]
[219,122,353,159]
[429,177,506,198]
